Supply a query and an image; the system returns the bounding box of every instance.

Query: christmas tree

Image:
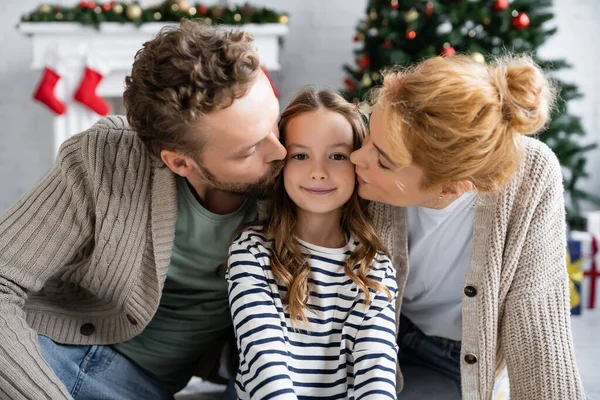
[343,0,598,228]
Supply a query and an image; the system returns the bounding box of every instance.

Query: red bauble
[493,0,509,11]
[406,31,416,40]
[102,2,112,11]
[384,40,393,49]
[359,56,371,68]
[198,5,209,14]
[391,1,399,10]
[513,13,530,29]
[344,78,357,91]
[353,34,360,42]
[426,2,434,17]
[441,46,456,57]
[79,1,89,8]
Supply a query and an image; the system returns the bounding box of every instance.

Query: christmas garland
[21,1,289,28]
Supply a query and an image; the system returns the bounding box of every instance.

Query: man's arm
[0,134,95,399]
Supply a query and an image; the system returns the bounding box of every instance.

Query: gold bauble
[154,12,162,20]
[234,13,242,22]
[471,52,485,63]
[404,8,419,23]
[125,4,142,20]
[112,3,124,14]
[361,74,373,87]
[38,4,52,13]
[178,1,190,12]
[278,15,289,25]
[369,10,378,20]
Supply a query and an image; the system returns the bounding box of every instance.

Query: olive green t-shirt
[113,176,257,393]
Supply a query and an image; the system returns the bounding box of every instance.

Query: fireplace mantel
[18,22,288,155]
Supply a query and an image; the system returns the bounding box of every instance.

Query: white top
[402,192,478,341]
[227,229,398,399]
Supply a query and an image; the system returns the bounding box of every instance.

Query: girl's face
[283,108,356,217]
[350,106,441,207]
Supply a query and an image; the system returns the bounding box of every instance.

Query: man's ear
[160,149,195,177]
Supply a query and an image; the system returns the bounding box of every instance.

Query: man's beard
[198,160,285,199]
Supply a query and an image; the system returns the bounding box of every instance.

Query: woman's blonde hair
[262,88,390,328]
[371,54,557,193]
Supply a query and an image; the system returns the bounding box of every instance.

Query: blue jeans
[397,315,462,399]
[38,335,173,399]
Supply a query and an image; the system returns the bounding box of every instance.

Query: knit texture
[0,116,179,399]
[370,136,585,399]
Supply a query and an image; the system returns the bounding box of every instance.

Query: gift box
[567,238,584,315]
[570,229,599,310]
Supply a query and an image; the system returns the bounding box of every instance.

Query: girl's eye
[378,159,390,170]
[330,153,348,161]
[291,154,308,160]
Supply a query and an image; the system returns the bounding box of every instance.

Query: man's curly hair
[123,19,260,158]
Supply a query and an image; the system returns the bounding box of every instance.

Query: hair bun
[490,55,556,136]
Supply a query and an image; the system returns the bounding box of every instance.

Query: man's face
[188,73,287,198]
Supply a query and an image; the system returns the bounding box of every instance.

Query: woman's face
[350,106,441,207]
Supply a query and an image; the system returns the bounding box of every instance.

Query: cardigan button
[80,323,95,336]
[464,353,478,364]
[126,314,138,325]
[464,286,477,297]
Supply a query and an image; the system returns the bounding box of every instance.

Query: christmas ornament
[344,78,357,91]
[125,4,142,19]
[361,74,372,87]
[369,9,377,20]
[112,3,123,14]
[492,0,509,11]
[359,56,371,68]
[101,3,111,11]
[390,0,399,10]
[404,8,419,23]
[211,6,223,18]
[353,34,364,42]
[37,4,52,13]
[406,30,417,39]
[483,17,491,25]
[278,14,289,24]
[426,2,434,17]
[513,12,530,29]
[441,44,456,57]
[471,52,485,63]
[154,12,162,20]
[234,13,242,22]
[198,5,208,14]
[33,53,66,115]
[437,21,453,35]
[73,52,110,116]
[178,1,190,13]
[384,40,393,49]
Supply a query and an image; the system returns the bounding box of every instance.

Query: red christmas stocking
[33,67,66,115]
[260,66,279,99]
[74,53,110,116]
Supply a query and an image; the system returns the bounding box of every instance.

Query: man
[0,19,285,399]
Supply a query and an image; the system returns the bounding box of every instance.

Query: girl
[350,54,584,399]
[226,89,398,399]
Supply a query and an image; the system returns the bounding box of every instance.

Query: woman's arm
[501,153,584,399]
[352,259,398,400]
[227,239,297,400]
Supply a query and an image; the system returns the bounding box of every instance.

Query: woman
[350,54,584,399]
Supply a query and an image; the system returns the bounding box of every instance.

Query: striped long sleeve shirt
[227,229,398,400]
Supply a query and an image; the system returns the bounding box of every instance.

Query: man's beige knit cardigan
[370,135,585,399]
[0,116,585,399]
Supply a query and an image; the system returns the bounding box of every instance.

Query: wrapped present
[492,367,510,400]
[570,229,599,309]
[567,239,584,315]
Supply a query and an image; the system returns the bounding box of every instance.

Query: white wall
[1,0,598,212]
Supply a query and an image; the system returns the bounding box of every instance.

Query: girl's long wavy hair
[263,88,391,328]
